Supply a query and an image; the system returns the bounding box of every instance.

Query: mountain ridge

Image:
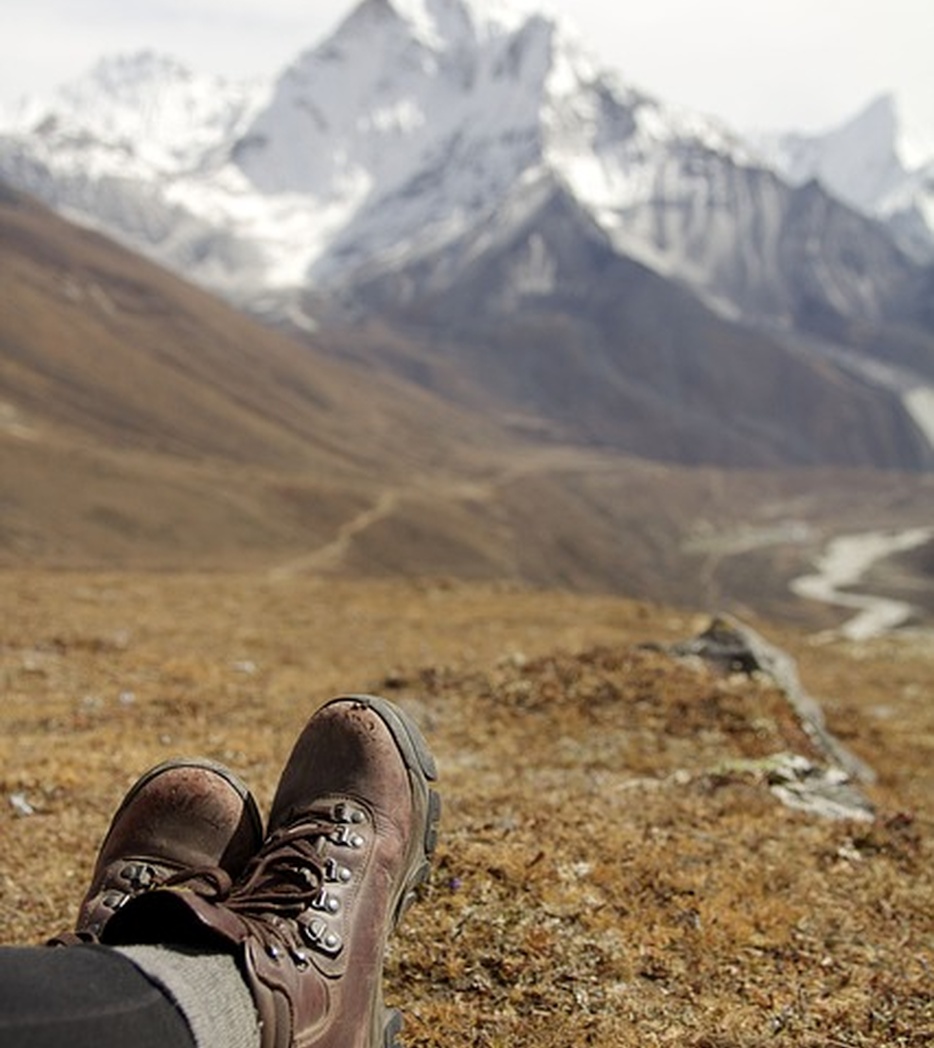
[0,0,933,478]
[757,93,934,264]
[3,178,934,627]
[5,2,929,307]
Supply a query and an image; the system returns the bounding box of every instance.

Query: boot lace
[172,802,367,964]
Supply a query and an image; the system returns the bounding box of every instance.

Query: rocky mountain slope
[333,175,932,468]
[1,0,933,471]
[757,94,934,264]
[3,179,934,628]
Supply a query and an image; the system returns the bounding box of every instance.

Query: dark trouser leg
[0,945,195,1048]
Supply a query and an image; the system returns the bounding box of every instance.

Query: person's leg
[103,694,441,1048]
[14,758,265,1047]
[0,944,194,1048]
[114,945,259,1048]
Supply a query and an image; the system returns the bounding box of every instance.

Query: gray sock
[116,944,260,1048]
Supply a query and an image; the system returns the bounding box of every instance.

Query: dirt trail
[268,489,402,579]
[266,446,624,581]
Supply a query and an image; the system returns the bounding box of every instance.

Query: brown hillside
[0,186,500,471]
[0,185,521,567]
[3,184,934,628]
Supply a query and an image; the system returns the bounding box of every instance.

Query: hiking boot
[50,759,263,944]
[104,695,441,1048]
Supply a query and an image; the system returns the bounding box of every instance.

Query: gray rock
[671,614,878,820]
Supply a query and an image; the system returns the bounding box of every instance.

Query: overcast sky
[1,0,931,144]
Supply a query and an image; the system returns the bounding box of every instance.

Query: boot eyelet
[312,889,341,914]
[101,889,128,910]
[333,802,366,826]
[325,857,352,884]
[331,825,366,848]
[300,917,343,957]
[302,917,328,946]
[120,863,155,890]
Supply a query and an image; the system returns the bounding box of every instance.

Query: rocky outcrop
[669,614,876,820]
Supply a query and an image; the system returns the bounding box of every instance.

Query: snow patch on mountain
[905,387,934,450]
[1,0,764,302]
[2,51,265,176]
[756,95,934,261]
[0,0,929,326]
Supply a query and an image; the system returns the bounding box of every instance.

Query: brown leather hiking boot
[104,695,441,1048]
[50,759,263,944]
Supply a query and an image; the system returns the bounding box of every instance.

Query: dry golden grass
[1,571,932,1046]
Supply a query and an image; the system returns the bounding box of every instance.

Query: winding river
[791,527,934,640]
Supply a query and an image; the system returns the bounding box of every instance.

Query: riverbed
[791,527,934,640]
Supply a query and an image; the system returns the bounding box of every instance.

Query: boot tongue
[99,884,247,951]
[162,864,235,899]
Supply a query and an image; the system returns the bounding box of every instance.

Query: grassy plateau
[1,570,931,1046]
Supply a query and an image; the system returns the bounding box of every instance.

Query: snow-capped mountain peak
[761,94,906,214]
[1,0,930,308]
[757,93,934,261]
[386,0,545,44]
[233,0,570,207]
[4,50,265,176]
[228,0,754,290]
[0,0,799,302]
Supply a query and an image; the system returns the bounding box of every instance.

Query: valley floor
[1,571,931,1045]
